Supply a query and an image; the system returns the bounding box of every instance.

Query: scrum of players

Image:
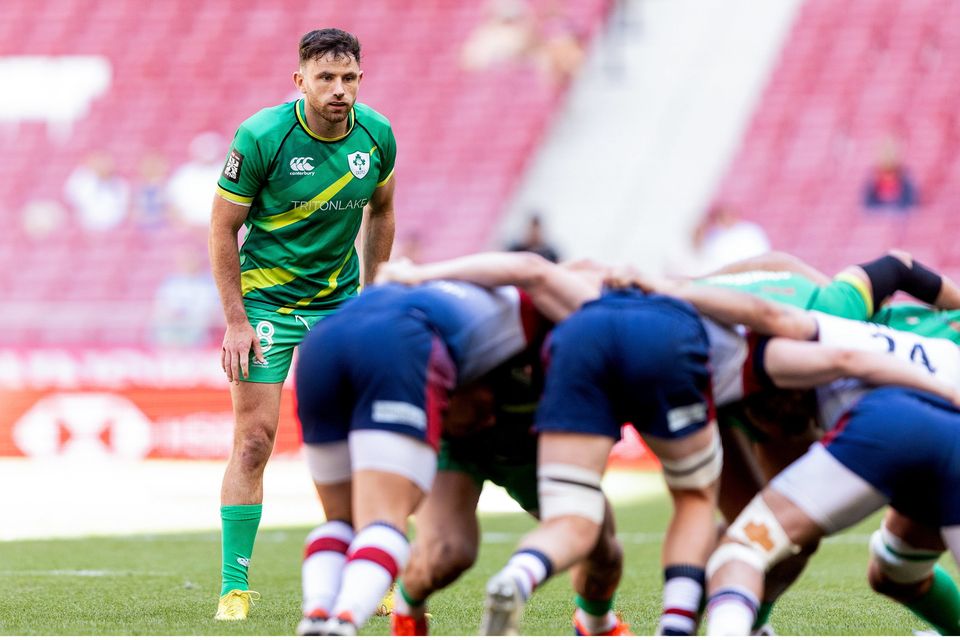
[290,247,960,636]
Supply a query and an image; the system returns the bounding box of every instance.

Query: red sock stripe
[304,536,350,559]
[348,546,400,579]
[663,607,698,621]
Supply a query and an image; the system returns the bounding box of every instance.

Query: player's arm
[375,251,600,322]
[763,338,958,403]
[702,250,832,285]
[209,195,264,383]
[606,267,817,340]
[361,175,396,286]
[840,250,960,312]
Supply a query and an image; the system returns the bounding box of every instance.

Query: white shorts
[770,443,888,534]
[304,430,437,493]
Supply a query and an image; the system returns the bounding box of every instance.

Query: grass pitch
[0,481,951,635]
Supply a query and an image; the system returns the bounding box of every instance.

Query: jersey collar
[295,99,356,142]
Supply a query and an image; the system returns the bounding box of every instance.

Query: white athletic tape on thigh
[659,431,723,490]
[869,526,940,584]
[305,441,352,484]
[348,430,438,492]
[706,542,767,579]
[722,495,801,572]
[538,463,605,524]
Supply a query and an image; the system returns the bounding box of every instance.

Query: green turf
[0,488,954,635]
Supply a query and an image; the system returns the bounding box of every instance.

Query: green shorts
[807,276,873,320]
[241,304,332,384]
[437,438,539,514]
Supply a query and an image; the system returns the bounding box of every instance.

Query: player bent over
[705,387,960,635]
[479,289,721,635]
[392,360,629,636]
[293,279,560,635]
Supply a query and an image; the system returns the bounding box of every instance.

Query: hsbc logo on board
[12,393,153,459]
[289,156,315,175]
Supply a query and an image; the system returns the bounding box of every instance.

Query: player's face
[296,54,362,125]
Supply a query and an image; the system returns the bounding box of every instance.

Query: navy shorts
[295,309,456,449]
[535,290,713,441]
[823,387,960,527]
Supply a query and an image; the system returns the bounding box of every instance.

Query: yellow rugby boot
[214,589,260,621]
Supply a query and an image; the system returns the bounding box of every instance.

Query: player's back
[326,281,533,384]
[872,303,960,344]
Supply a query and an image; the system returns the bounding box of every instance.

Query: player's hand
[604,265,676,293]
[221,322,265,384]
[374,257,419,285]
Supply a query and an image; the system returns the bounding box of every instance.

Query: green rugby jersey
[871,304,960,344]
[216,99,396,314]
[697,270,874,319]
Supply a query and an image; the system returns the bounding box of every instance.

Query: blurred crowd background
[2,0,959,459]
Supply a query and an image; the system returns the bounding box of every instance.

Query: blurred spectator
[21,199,67,240]
[508,213,560,262]
[63,151,130,232]
[166,131,225,228]
[863,138,918,212]
[150,248,221,348]
[668,204,770,276]
[461,0,537,71]
[132,152,172,231]
[536,15,586,86]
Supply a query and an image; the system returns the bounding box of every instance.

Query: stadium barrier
[0,348,657,467]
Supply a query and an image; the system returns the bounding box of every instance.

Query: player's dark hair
[299,28,361,65]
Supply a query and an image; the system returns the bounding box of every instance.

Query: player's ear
[293,70,305,93]
[357,69,364,85]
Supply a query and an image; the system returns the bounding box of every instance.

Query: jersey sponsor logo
[372,400,426,430]
[223,149,244,183]
[289,156,316,175]
[347,151,370,179]
[290,198,369,213]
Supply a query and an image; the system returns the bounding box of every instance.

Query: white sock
[302,520,354,614]
[657,565,705,635]
[498,549,553,601]
[706,587,759,636]
[332,522,410,627]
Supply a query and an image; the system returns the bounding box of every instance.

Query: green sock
[906,565,960,635]
[398,580,426,609]
[752,601,775,630]
[574,594,614,616]
[220,504,262,596]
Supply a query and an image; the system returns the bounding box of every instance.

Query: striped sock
[301,520,354,614]
[658,565,705,635]
[706,587,759,636]
[332,522,410,628]
[499,549,554,601]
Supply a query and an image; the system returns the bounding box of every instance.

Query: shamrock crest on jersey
[348,151,370,179]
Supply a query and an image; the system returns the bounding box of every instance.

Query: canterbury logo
[289,157,315,172]
[236,557,250,567]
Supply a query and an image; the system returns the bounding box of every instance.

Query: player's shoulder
[353,102,393,137]
[237,101,298,140]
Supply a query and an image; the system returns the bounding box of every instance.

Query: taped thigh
[305,441,352,485]
[538,463,605,524]
[707,494,800,578]
[870,525,941,584]
[659,430,723,490]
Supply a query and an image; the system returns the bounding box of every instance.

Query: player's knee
[233,428,275,470]
[707,494,801,579]
[867,527,938,600]
[424,538,477,589]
